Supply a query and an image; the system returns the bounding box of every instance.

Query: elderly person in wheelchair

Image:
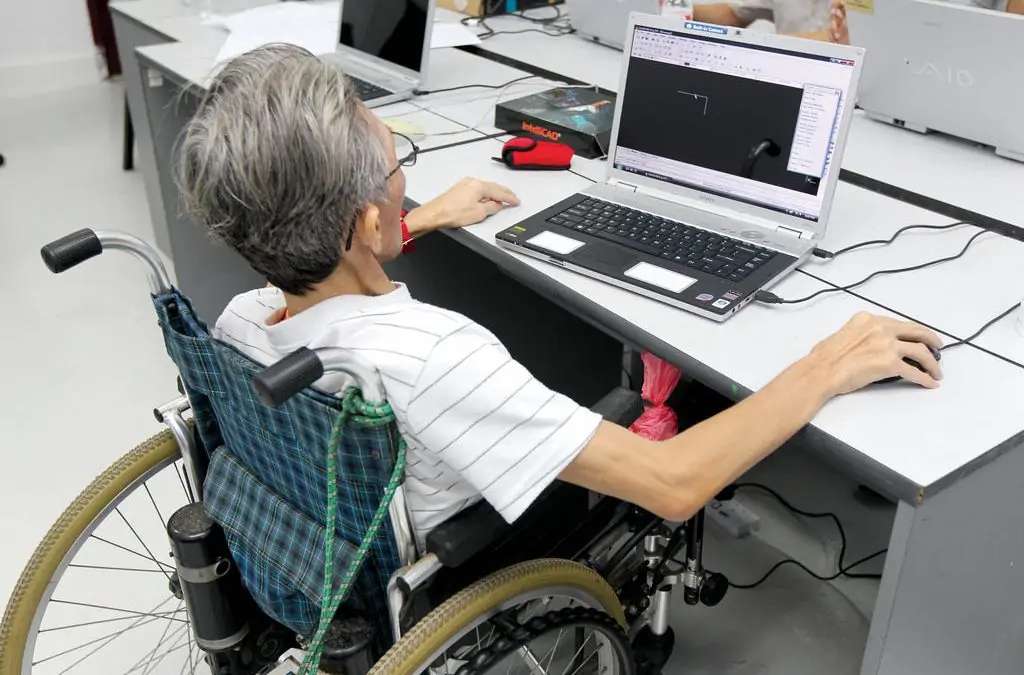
[10,43,943,675]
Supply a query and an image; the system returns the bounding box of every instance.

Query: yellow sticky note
[846,0,874,15]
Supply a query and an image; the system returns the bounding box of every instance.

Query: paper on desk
[431,22,481,48]
[213,2,478,65]
[213,2,340,64]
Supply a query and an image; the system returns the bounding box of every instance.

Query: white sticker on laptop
[527,231,585,256]
[624,262,697,294]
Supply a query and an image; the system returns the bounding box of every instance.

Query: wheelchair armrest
[424,387,644,568]
[592,386,644,427]
[425,500,508,568]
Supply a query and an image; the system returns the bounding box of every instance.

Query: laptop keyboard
[349,76,392,102]
[546,198,777,283]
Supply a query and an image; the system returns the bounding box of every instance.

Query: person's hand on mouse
[405,178,520,235]
[829,0,850,45]
[809,312,944,394]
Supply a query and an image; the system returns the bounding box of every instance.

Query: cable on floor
[721,483,885,590]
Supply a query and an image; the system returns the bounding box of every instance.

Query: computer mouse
[874,344,942,385]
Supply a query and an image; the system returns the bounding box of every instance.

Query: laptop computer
[324,0,436,107]
[568,0,661,49]
[496,14,864,321]
[847,0,1024,162]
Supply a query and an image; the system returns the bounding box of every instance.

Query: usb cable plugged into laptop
[757,226,990,306]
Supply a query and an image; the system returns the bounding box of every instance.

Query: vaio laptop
[847,0,1024,162]
[323,0,436,107]
[568,0,661,49]
[496,14,864,321]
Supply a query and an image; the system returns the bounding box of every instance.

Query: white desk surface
[399,139,1024,492]
[467,12,1024,227]
[134,14,1024,495]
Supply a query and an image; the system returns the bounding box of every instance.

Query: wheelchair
[0,229,730,675]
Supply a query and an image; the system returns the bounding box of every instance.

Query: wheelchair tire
[0,430,184,675]
[369,559,627,675]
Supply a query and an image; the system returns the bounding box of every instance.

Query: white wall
[0,0,102,99]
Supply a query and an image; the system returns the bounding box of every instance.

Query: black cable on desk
[813,221,973,260]
[941,303,1019,351]
[756,228,990,306]
[415,74,542,96]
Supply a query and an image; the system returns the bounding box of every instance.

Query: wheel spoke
[51,599,187,622]
[69,564,169,574]
[186,624,198,675]
[138,602,182,675]
[559,634,593,675]
[124,632,190,675]
[39,609,185,634]
[36,615,165,667]
[116,507,173,583]
[144,483,168,531]
[544,629,566,672]
[562,639,598,675]
[90,535,176,572]
[49,596,181,673]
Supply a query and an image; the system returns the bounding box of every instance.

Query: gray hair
[176,44,390,294]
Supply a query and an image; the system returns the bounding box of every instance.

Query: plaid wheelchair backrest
[151,289,403,640]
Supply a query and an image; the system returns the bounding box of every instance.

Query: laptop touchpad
[624,262,697,294]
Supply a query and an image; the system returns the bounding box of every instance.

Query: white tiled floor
[1,81,179,617]
[2,79,886,675]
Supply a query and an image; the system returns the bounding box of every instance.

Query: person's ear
[354,203,384,255]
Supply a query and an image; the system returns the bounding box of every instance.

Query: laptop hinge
[776,225,811,240]
[609,179,639,193]
[344,51,419,84]
[611,179,816,238]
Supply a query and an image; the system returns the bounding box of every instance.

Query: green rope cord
[300,389,407,675]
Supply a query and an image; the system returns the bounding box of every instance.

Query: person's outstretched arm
[560,313,942,521]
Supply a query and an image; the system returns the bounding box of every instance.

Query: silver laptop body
[496,14,864,321]
[848,0,1024,162]
[568,0,662,49]
[322,0,436,108]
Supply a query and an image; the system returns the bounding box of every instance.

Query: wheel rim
[12,439,210,675]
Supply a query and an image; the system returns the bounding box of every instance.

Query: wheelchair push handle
[40,229,172,294]
[252,347,324,407]
[41,229,103,274]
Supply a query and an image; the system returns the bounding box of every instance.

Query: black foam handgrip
[41,229,102,274]
[252,347,324,407]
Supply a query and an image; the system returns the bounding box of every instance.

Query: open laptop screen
[613,26,856,222]
[339,0,429,75]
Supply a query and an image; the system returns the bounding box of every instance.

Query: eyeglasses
[387,130,419,180]
[345,131,421,251]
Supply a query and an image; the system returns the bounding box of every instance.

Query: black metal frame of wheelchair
[41,229,731,675]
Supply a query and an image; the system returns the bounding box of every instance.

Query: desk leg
[112,13,173,255]
[862,441,1024,675]
[139,68,262,319]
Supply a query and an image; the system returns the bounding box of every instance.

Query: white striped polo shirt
[214,284,601,545]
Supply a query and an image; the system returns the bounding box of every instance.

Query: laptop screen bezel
[605,14,865,237]
[335,0,436,83]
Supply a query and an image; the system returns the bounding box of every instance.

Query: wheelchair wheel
[371,559,633,675]
[0,430,210,675]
